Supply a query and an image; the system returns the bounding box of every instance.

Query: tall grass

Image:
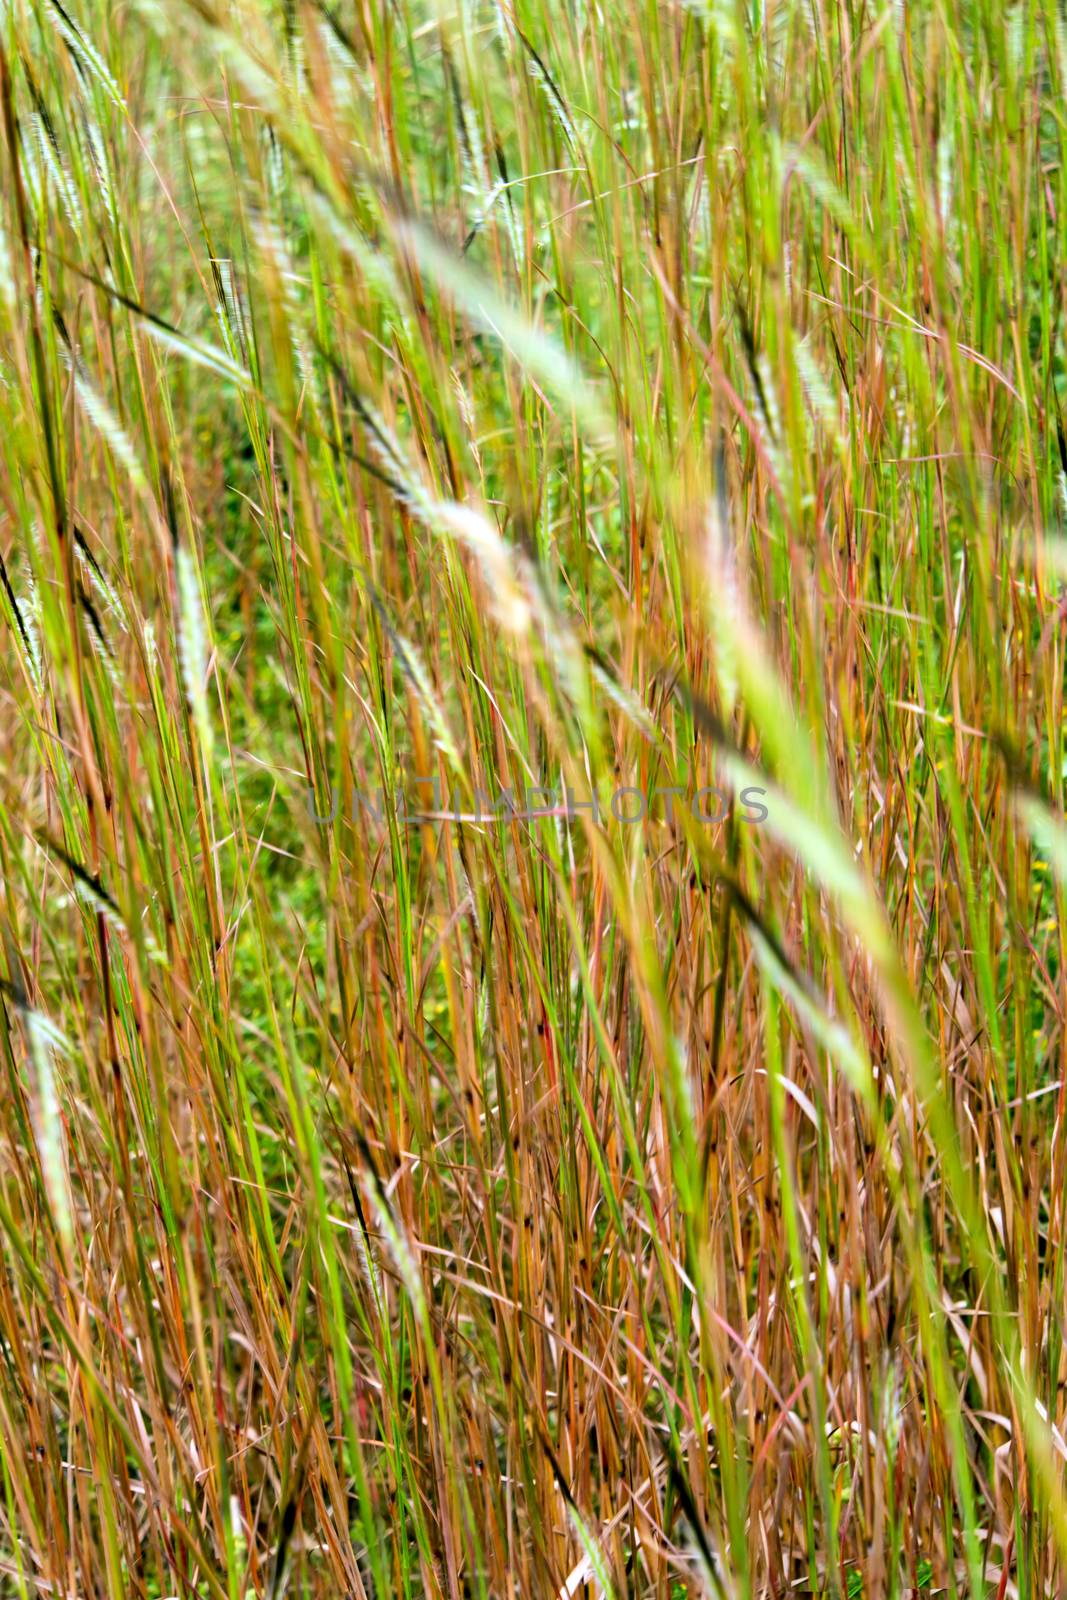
[0,0,1066,1594]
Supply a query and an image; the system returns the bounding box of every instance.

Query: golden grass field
[1,0,1067,1594]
